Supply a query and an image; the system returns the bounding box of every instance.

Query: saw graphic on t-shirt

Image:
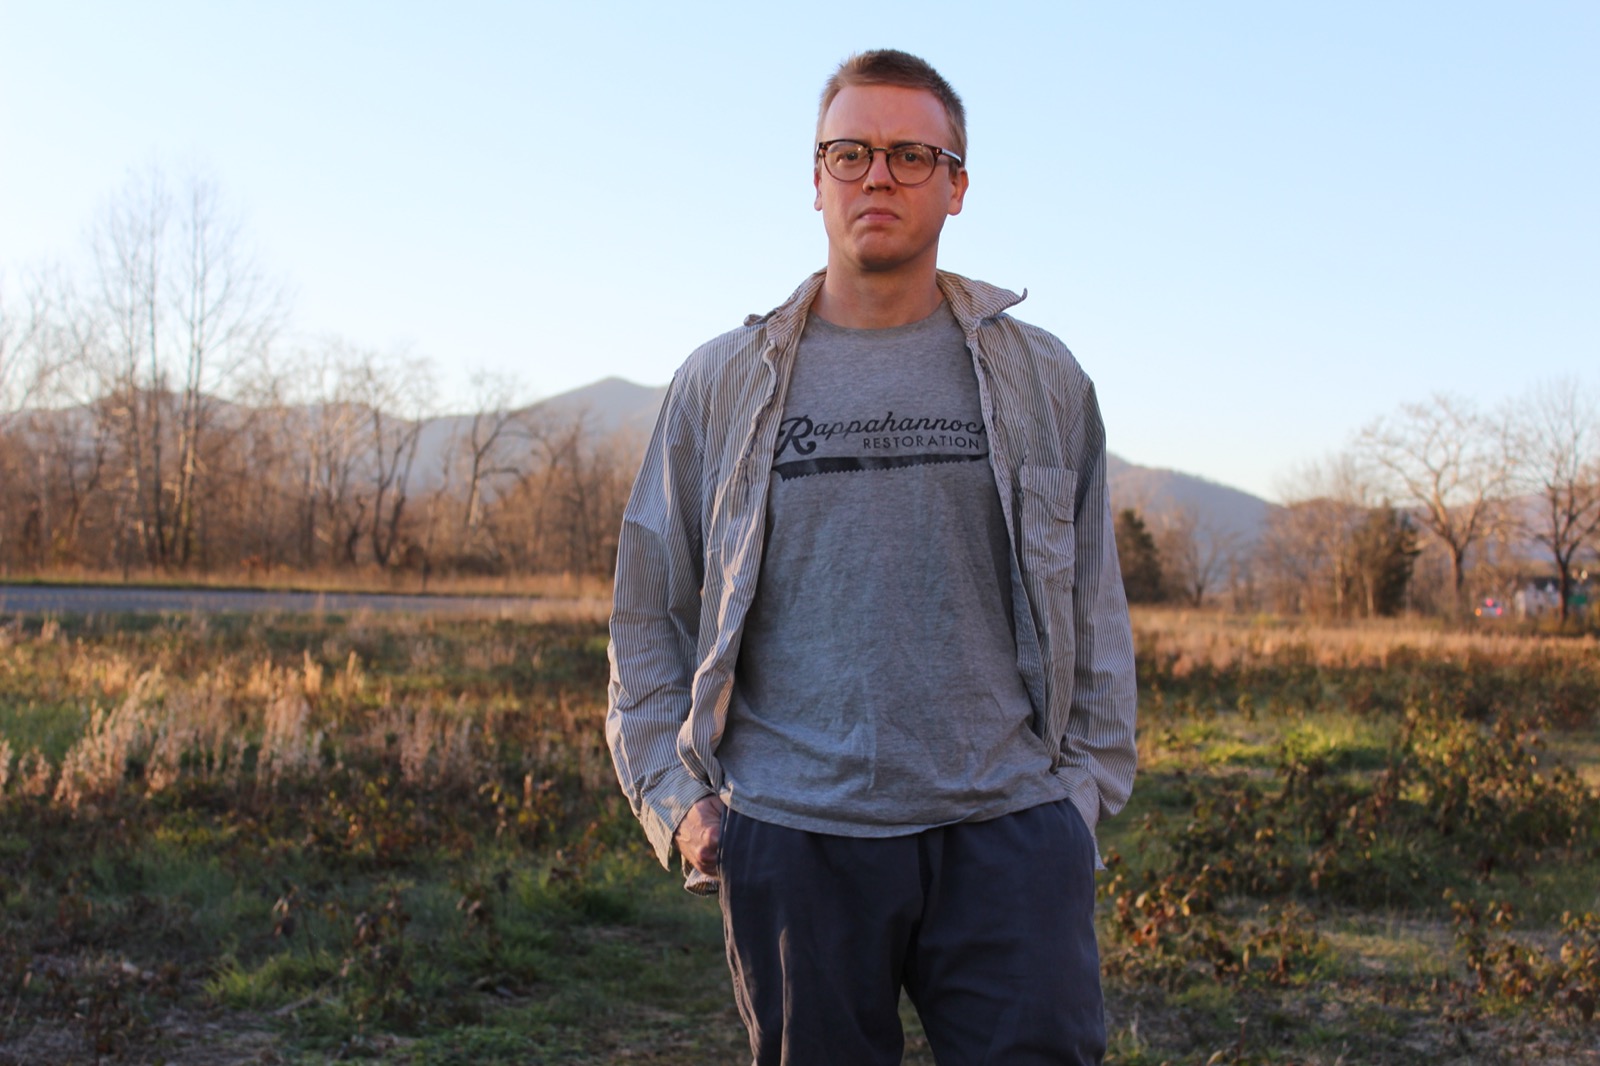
[772,409,988,481]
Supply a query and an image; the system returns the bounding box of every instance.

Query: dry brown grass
[1133,605,1600,674]
[1,564,615,602]
[9,608,1595,814]
[6,630,512,806]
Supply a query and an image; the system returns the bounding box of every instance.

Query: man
[606,49,1136,1065]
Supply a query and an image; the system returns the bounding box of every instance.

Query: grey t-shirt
[719,303,1069,836]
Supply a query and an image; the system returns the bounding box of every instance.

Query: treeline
[0,170,635,582]
[1115,385,1600,623]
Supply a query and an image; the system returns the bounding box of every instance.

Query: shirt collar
[748,269,1027,354]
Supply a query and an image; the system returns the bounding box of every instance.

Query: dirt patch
[0,1007,281,1066]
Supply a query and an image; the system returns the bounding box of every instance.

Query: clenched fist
[674,794,727,876]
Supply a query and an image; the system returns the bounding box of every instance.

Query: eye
[897,146,933,167]
[834,144,865,163]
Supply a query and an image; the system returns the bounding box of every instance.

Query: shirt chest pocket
[1019,465,1078,591]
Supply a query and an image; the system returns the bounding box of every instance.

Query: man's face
[814,84,968,279]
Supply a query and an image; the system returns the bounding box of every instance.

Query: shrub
[1451,896,1600,1023]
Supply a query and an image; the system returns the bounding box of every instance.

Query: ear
[946,166,969,217]
[813,165,824,211]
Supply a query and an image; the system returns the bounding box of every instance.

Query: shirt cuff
[643,770,716,869]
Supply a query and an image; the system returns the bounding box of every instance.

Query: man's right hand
[675,794,727,876]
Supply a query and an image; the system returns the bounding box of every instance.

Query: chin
[854,252,928,275]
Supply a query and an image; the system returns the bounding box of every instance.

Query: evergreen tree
[1115,508,1165,604]
[1348,505,1420,617]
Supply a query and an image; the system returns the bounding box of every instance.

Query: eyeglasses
[816,140,964,186]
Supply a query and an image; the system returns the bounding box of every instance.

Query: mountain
[530,376,669,437]
[409,377,668,491]
[1107,454,1275,544]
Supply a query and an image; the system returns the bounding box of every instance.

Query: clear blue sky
[3,1,1596,500]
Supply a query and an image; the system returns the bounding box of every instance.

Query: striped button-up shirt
[606,269,1137,872]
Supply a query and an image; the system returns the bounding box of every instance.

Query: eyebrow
[822,138,942,148]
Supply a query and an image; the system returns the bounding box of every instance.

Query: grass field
[0,607,1597,1064]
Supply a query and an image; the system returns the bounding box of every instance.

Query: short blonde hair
[816,49,967,162]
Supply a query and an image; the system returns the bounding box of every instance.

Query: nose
[863,147,896,188]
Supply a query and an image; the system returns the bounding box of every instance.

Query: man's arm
[605,372,717,869]
[1061,387,1139,829]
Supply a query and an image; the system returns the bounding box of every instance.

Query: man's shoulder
[673,272,823,390]
[675,320,769,392]
[937,270,1085,375]
[985,312,1076,358]
[978,308,1092,393]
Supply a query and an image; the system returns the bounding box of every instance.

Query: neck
[811,260,944,329]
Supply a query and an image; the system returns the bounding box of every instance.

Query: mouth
[854,207,900,224]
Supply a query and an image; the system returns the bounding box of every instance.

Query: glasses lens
[823,141,870,180]
[887,145,935,184]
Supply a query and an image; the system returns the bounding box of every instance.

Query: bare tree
[0,281,28,569]
[1356,394,1510,613]
[0,270,116,570]
[492,408,634,576]
[1259,502,1352,617]
[340,351,433,568]
[0,275,51,422]
[1153,506,1240,608]
[1507,378,1600,623]
[218,341,303,572]
[86,168,282,572]
[1,277,42,566]
[169,178,283,566]
[452,370,532,554]
[92,168,170,568]
[276,343,370,567]
[1259,455,1373,616]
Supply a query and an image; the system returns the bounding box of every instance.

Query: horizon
[3,2,1596,501]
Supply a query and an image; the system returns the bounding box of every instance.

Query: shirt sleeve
[1061,385,1139,829]
[605,371,716,868]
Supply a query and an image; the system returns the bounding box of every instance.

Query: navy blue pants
[717,799,1105,1065]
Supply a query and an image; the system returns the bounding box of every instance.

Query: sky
[2,1,1596,501]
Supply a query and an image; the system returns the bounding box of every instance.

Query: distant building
[1512,575,1591,619]
[1513,578,1558,619]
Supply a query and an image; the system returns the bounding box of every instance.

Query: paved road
[0,583,598,617]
